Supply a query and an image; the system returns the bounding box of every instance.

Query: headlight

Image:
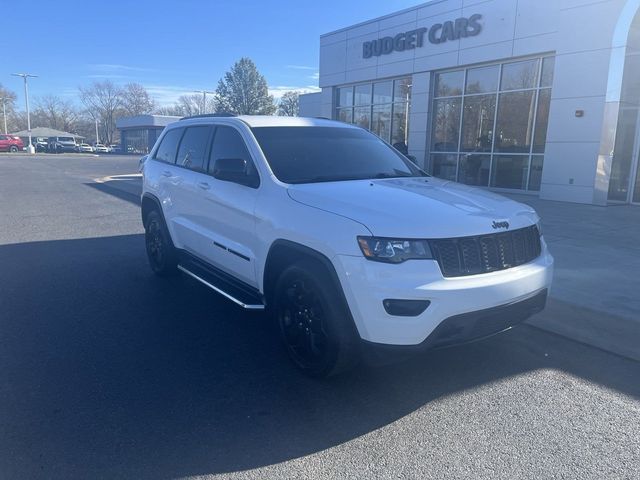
[357,236,433,264]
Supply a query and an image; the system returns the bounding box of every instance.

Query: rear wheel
[9,146,18,153]
[274,260,359,377]
[145,210,178,276]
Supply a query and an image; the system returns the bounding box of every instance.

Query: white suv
[140,115,553,377]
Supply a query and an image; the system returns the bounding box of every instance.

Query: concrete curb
[527,298,640,362]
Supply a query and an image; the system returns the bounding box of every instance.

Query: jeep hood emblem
[492,220,510,230]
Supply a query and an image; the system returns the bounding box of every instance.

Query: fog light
[383,299,431,317]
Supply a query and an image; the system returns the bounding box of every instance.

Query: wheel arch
[263,240,355,328]
[141,192,163,228]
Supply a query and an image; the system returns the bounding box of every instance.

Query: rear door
[147,127,186,246]
[170,125,215,256]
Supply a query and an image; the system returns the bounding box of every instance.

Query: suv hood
[287,177,539,238]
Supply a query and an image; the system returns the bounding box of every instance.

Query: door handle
[197,181,211,190]
[161,170,172,177]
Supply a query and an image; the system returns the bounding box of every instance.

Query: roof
[116,114,181,130]
[177,115,355,129]
[11,127,84,138]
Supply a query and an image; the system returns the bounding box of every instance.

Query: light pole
[95,118,99,145]
[0,97,7,134]
[194,90,214,115]
[11,73,38,154]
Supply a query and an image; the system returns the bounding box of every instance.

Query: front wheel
[9,146,18,153]
[145,210,178,276]
[274,260,359,377]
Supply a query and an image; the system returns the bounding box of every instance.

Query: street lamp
[194,90,214,115]
[95,118,99,145]
[11,73,38,154]
[0,97,7,134]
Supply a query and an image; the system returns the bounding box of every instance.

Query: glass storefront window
[334,77,411,146]
[465,65,499,94]
[429,56,553,192]
[528,155,544,191]
[353,106,371,129]
[435,71,464,97]
[501,59,539,91]
[394,78,412,103]
[541,57,555,88]
[391,103,408,148]
[459,154,491,186]
[491,155,529,189]
[461,95,496,152]
[533,89,551,153]
[354,84,372,105]
[337,87,353,107]
[495,90,536,153]
[373,81,393,104]
[431,98,461,151]
[337,108,353,123]
[431,153,458,181]
[372,104,392,141]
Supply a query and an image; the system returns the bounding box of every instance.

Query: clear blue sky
[2,0,422,108]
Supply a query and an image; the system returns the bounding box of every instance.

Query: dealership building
[299,0,640,205]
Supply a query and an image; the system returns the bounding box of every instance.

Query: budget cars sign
[362,13,483,59]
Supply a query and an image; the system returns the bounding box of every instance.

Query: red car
[0,134,24,152]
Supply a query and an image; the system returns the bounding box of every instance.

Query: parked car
[108,144,121,153]
[34,137,48,152]
[140,115,554,378]
[76,143,95,153]
[48,136,77,153]
[0,134,24,152]
[93,143,109,153]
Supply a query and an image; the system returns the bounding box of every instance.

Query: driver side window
[208,126,259,181]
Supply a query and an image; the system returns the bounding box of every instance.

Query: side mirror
[138,154,149,172]
[212,158,259,187]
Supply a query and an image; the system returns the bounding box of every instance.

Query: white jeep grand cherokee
[140,115,553,377]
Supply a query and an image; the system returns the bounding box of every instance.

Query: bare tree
[0,83,19,132]
[121,83,155,116]
[215,58,275,115]
[154,105,185,116]
[78,80,123,144]
[33,95,80,131]
[278,91,299,116]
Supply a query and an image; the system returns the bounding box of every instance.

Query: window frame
[175,125,215,173]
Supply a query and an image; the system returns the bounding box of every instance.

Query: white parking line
[93,173,142,183]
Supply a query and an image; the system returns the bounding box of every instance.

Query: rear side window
[208,126,254,174]
[176,126,212,172]
[155,128,183,163]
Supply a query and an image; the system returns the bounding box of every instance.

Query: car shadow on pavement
[1,234,639,479]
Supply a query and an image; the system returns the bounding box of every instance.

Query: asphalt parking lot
[1,153,639,480]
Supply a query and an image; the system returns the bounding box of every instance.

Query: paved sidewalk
[507,194,640,360]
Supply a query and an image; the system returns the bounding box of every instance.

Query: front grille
[430,225,541,277]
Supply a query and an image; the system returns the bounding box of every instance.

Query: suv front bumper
[334,243,554,346]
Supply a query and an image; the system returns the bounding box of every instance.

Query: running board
[177,252,265,310]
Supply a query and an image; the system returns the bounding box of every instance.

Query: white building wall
[298,92,322,118]
[318,0,635,205]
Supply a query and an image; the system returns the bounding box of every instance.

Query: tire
[144,210,178,276]
[9,146,18,153]
[273,260,360,378]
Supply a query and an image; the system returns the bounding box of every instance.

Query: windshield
[251,126,427,184]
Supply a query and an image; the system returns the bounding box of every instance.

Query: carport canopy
[11,127,84,139]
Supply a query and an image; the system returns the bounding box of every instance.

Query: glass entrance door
[632,153,640,203]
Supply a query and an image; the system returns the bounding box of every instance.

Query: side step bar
[177,251,265,310]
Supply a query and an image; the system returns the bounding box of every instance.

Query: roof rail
[180,112,236,120]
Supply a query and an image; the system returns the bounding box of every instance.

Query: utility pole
[0,97,7,134]
[95,118,99,145]
[194,90,215,115]
[11,73,38,154]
